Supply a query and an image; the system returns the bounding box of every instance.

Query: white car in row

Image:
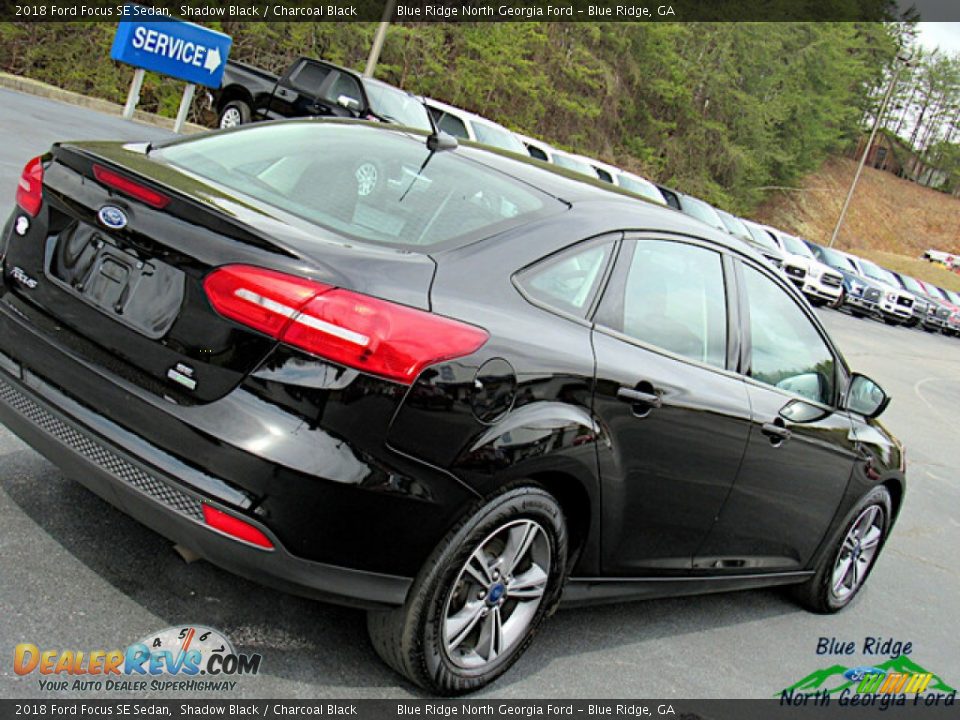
[761,227,844,306]
[429,103,664,207]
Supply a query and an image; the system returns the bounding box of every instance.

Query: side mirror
[845,374,890,419]
[779,398,831,424]
[337,95,362,112]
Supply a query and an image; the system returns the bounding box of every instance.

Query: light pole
[829,54,912,248]
[364,0,396,78]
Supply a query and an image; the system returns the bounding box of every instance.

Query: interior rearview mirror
[845,374,890,419]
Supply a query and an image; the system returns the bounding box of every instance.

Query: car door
[267,59,333,119]
[591,235,753,573]
[694,260,858,571]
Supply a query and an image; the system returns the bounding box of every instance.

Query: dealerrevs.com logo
[14,626,262,692]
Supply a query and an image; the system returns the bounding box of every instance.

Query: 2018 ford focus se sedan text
[0,120,904,694]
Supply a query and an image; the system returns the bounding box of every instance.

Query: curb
[0,72,208,134]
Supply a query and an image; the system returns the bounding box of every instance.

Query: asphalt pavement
[0,88,958,700]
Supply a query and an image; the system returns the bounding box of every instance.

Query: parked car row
[805,241,960,336]
[209,55,960,340]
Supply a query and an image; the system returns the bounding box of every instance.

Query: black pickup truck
[211,56,433,132]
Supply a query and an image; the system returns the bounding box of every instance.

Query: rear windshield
[154,122,557,249]
[471,120,527,155]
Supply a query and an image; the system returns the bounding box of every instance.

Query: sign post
[122,68,145,120]
[110,6,232,132]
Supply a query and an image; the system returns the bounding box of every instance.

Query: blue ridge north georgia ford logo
[97,205,128,230]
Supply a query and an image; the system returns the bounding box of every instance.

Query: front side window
[323,71,363,109]
[516,241,613,316]
[742,265,836,405]
[598,239,727,368]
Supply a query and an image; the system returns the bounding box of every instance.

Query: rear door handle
[617,386,662,409]
[761,420,792,445]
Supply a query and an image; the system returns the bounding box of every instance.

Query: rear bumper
[0,361,411,609]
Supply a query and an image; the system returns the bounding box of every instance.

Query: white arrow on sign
[204,47,221,74]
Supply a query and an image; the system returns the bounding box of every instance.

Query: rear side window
[516,240,614,317]
[742,265,836,405]
[597,239,727,368]
[526,144,548,162]
[594,167,614,184]
[658,187,681,211]
[156,123,559,249]
[287,62,330,95]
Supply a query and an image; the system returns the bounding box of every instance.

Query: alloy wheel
[442,519,551,669]
[831,505,884,601]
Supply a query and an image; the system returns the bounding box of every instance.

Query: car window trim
[733,255,849,410]
[593,232,738,376]
[511,232,623,327]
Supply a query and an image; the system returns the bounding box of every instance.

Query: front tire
[367,486,568,695]
[792,486,891,614]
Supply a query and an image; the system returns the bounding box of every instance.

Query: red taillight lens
[93,164,170,209]
[204,265,330,338]
[202,504,274,549]
[204,265,489,384]
[16,156,44,217]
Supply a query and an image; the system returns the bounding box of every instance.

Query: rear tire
[218,100,251,129]
[367,485,568,695]
[791,486,891,614]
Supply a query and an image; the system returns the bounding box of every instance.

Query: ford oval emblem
[98,205,128,230]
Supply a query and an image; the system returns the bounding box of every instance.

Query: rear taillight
[93,164,170,209]
[204,265,488,384]
[202,504,273,549]
[16,156,44,217]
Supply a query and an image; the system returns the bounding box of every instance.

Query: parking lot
[0,89,958,700]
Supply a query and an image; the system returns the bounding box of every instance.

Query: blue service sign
[110,6,232,89]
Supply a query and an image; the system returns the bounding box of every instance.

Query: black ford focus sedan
[0,120,903,694]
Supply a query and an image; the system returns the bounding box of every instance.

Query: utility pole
[364,0,396,78]
[829,55,911,248]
